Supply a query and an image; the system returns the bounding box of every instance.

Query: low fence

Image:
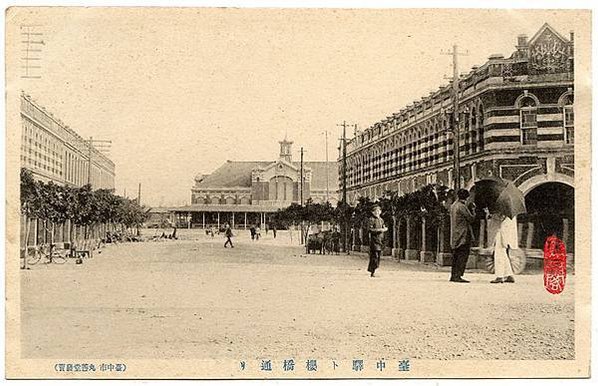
[19,215,124,255]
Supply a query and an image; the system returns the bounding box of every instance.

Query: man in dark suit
[223,223,234,248]
[449,189,476,283]
[367,205,387,278]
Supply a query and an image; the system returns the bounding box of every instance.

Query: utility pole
[336,120,353,253]
[451,44,461,191]
[442,44,468,191]
[342,124,347,210]
[300,146,304,246]
[136,183,142,237]
[84,137,112,188]
[325,130,329,202]
[300,147,304,206]
[87,136,92,186]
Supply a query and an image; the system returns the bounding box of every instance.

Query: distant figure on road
[490,213,518,284]
[250,225,256,240]
[331,227,341,254]
[223,223,234,248]
[449,188,476,283]
[255,226,261,241]
[272,224,277,239]
[367,205,387,278]
[265,223,269,235]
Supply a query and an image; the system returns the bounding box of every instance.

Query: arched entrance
[519,182,574,252]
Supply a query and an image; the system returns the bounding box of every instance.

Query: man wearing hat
[449,188,477,283]
[367,205,388,277]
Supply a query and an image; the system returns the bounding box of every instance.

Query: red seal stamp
[543,235,567,294]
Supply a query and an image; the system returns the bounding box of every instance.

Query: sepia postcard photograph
[3,4,593,379]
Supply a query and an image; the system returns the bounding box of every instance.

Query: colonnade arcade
[349,178,574,267]
[173,210,273,230]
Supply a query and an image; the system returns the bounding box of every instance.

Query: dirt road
[21,231,574,360]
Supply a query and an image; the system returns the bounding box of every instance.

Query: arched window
[519,96,538,145]
[562,94,574,144]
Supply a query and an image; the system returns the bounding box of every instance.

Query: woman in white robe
[490,214,519,283]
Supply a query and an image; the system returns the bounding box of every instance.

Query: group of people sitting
[103,230,142,243]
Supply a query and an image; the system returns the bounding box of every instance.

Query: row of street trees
[353,184,452,249]
[20,168,148,262]
[269,200,338,246]
[270,184,452,251]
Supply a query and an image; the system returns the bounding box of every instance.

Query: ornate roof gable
[259,158,299,174]
[528,23,572,74]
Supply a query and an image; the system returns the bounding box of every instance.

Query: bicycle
[26,243,68,265]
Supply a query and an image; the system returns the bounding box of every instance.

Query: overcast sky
[11,8,580,206]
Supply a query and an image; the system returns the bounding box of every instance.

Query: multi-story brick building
[20,92,115,190]
[340,23,575,265]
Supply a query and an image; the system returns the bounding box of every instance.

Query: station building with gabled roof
[172,138,338,229]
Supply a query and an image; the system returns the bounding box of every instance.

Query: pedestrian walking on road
[367,205,387,278]
[250,225,256,240]
[449,189,477,283]
[272,224,277,239]
[224,223,234,248]
[255,225,261,241]
[490,213,518,283]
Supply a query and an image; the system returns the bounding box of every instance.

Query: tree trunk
[22,215,30,270]
[392,215,397,249]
